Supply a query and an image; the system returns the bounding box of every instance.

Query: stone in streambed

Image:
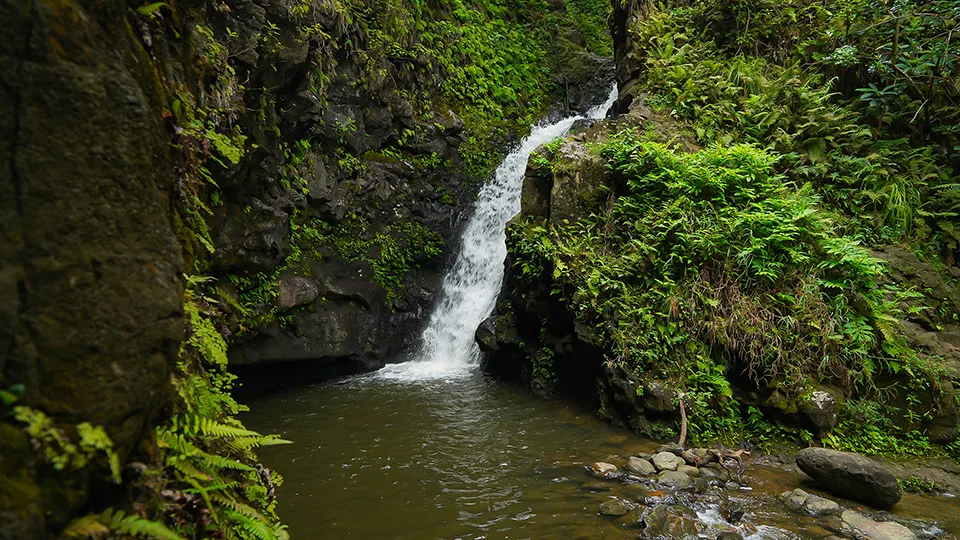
[614,508,644,529]
[841,510,917,540]
[626,456,656,475]
[656,442,683,454]
[796,448,902,508]
[780,488,840,516]
[580,482,612,493]
[677,464,700,477]
[657,470,692,490]
[588,462,619,480]
[652,451,683,471]
[720,498,745,524]
[699,464,730,482]
[598,497,632,516]
[640,504,702,538]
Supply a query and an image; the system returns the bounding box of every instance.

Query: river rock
[796,448,902,508]
[640,504,702,538]
[720,498,744,524]
[588,462,619,480]
[781,488,841,516]
[677,464,700,477]
[626,456,656,475]
[656,442,683,454]
[699,464,730,482]
[841,511,917,540]
[657,470,693,490]
[716,533,743,540]
[652,451,684,471]
[580,482,612,492]
[599,498,632,516]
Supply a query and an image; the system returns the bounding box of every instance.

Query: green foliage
[157,291,290,539]
[348,0,613,176]
[531,346,558,395]
[65,509,185,540]
[822,399,932,456]
[509,140,929,444]
[299,216,444,304]
[11,407,121,483]
[899,476,938,494]
[136,2,168,18]
[632,1,957,246]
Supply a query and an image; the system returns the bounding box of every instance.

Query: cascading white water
[377,86,618,381]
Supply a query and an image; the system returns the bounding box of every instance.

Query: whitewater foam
[377,86,618,381]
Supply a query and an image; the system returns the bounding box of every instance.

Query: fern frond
[225,510,276,540]
[169,456,212,481]
[97,509,185,540]
[212,492,265,521]
[63,514,110,538]
[175,415,260,439]
[226,435,293,452]
[198,452,256,472]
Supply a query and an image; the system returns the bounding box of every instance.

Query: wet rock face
[1,0,184,535]
[796,448,902,508]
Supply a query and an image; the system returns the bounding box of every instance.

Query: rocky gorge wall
[0,0,615,536]
[478,0,960,458]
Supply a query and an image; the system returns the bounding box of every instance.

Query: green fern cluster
[65,509,184,540]
[66,286,292,540]
[153,290,291,540]
[509,140,931,443]
[630,2,956,248]
[157,414,290,540]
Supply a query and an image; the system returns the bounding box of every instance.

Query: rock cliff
[0,0,614,535]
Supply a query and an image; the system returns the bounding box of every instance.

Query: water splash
[378,86,618,381]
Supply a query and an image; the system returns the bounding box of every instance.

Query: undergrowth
[509,139,937,445]
[630,1,958,249]
[499,0,960,450]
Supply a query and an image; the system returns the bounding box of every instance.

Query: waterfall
[378,86,619,381]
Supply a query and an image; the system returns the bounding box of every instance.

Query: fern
[173,414,260,439]
[226,435,293,453]
[226,510,276,540]
[65,510,184,540]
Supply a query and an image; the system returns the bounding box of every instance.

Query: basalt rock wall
[0,0,614,535]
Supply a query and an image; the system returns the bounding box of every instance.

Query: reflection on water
[244,371,638,538]
[243,371,960,539]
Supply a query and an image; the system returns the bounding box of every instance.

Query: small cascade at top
[378,85,619,381]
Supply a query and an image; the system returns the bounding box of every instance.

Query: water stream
[378,87,618,381]
[243,89,960,538]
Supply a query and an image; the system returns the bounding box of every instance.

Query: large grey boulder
[796,448,902,508]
